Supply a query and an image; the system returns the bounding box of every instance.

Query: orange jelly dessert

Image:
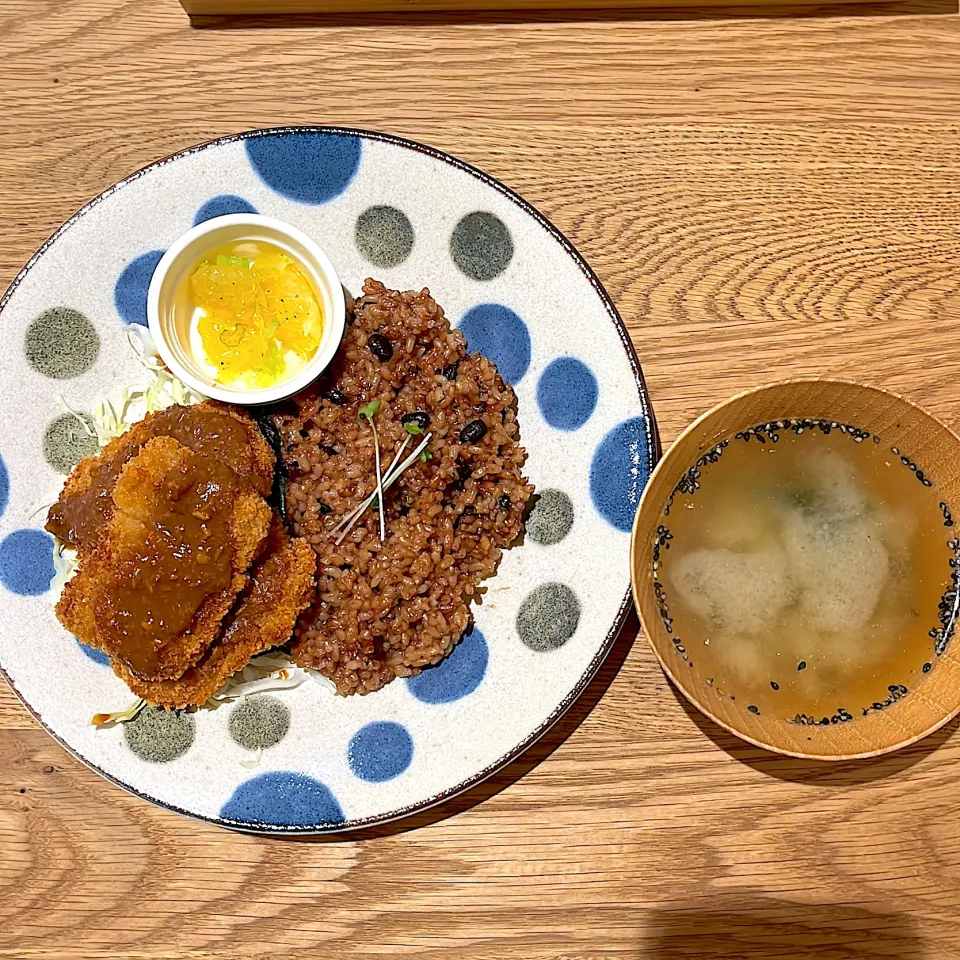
[189,240,324,389]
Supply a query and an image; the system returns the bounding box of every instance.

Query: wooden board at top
[181,0,888,14]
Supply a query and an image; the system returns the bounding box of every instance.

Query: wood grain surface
[5,1,960,957]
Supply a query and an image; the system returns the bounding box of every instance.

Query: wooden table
[5,0,960,956]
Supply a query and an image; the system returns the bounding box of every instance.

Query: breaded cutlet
[57,436,271,681]
[46,400,275,551]
[113,515,316,707]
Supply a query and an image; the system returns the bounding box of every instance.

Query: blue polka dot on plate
[458,304,531,385]
[220,771,345,828]
[407,625,488,704]
[193,194,258,225]
[115,250,165,326]
[78,639,110,666]
[0,454,8,520]
[537,357,598,431]
[348,721,413,782]
[245,133,361,205]
[0,530,55,596]
[590,416,652,533]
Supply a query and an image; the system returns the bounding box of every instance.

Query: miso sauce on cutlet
[658,425,956,719]
[46,404,266,549]
[95,451,238,678]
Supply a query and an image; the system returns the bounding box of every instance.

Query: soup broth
[656,421,958,721]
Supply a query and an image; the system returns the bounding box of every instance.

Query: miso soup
[655,420,958,722]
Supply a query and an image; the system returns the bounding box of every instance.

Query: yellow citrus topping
[189,241,324,388]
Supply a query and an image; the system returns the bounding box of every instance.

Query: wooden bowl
[631,378,960,760]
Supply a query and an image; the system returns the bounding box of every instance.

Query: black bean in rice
[278,279,534,696]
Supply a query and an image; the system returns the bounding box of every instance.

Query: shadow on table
[667,676,959,787]
[190,0,956,29]
[285,607,640,843]
[640,896,922,959]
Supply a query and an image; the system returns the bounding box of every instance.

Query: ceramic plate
[0,128,657,833]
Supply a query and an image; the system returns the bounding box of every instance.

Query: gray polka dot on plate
[43,413,98,474]
[517,582,581,651]
[123,706,195,763]
[527,489,574,546]
[25,308,100,379]
[228,695,290,750]
[450,212,513,281]
[355,205,414,269]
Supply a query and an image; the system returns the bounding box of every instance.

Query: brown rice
[277,279,534,695]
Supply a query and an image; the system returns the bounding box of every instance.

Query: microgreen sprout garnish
[332,435,410,540]
[359,400,386,541]
[419,449,432,463]
[91,698,147,728]
[404,422,423,436]
[333,433,432,545]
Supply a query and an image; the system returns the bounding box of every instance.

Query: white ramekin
[146,213,346,406]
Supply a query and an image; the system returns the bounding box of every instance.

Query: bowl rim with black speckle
[631,377,960,761]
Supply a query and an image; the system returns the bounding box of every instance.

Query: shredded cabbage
[50,542,79,598]
[57,327,204,450]
[209,652,310,703]
[305,668,338,695]
[92,698,147,728]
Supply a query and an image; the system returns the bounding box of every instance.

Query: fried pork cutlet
[113,515,316,707]
[46,401,275,551]
[57,436,271,680]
